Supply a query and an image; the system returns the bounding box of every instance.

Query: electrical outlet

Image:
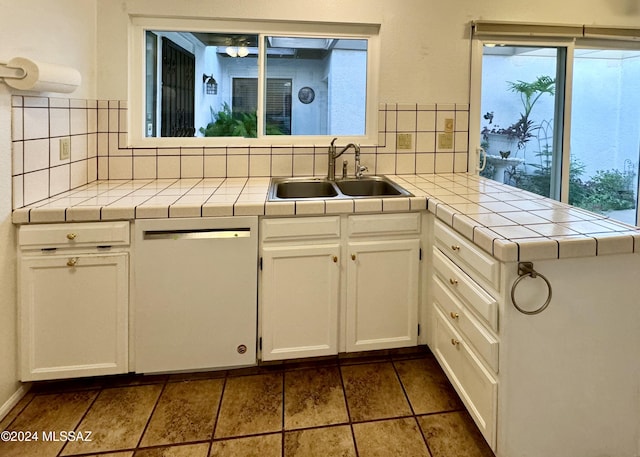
[444,118,454,133]
[59,138,71,160]
[397,133,413,150]
[438,133,454,150]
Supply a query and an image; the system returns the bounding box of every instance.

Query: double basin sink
[268,175,413,201]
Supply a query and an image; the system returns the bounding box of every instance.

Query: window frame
[470,25,640,226]
[128,16,380,148]
[469,36,574,202]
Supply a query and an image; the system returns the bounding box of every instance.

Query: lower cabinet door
[346,239,420,352]
[260,244,340,361]
[19,252,129,381]
[433,305,497,450]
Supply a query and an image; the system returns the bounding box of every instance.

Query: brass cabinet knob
[451,338,460,346]
[449,278,458,285]
[351,254,356,261]
[332,256,338,263]
[451,245,460,251]
[450,311,459,320]
[66,257,78,267]
[66,233,77,240]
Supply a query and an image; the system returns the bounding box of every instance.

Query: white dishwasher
[133,216,258,373]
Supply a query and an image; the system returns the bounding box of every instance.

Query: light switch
[59,138,71,160]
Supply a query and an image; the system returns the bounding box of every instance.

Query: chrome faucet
[327,138,365,180]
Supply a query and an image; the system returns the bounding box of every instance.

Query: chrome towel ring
[510,262,552,315]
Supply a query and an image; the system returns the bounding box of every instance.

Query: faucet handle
[356,164,368,179]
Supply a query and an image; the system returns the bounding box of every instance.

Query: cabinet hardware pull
[449,278,458,285]
[451,245,460,251]
[66,257,78,267]
[351,254,356,261]
[450,311,459,319]
[332,256,338,263]
[451,338,460,346]
[66,233,77,240]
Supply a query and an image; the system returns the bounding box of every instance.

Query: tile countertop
[12,173,640,262]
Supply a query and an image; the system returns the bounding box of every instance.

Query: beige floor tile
[284,367,348,430]
[61,384,163,455]
[140,379,223,446]
[209,433,282,457]
[418,411,494,457]
[394,356,463,414]
[214,373,283,438]
[341,362,411,421]
[0,390,98,457]
[134,443,210,457]
[284,425,356,457]
[352,417,430,457]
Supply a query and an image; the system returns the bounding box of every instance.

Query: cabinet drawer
[261,216,340,242]
[18,221,130,249]
[348,212,420,237]
[433,306,497,450]
[433,247,498,331]
[433,276,499,372]
[434,220,499,289]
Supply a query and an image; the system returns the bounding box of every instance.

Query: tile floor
[0,348,494,457]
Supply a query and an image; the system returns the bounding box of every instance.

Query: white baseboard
[0,384,31,423]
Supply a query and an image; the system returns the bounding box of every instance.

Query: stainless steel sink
[268,176,413,201]
[336,176,405,197]
[273,179,338,199]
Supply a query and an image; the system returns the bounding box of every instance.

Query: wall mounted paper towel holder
[0,57,81,93]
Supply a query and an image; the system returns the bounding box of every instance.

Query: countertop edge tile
[11,175,640,262]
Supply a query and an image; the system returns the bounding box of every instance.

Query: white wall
[0,0,97,412]
[96,0,640,101]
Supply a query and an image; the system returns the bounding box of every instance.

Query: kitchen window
[470,22,640,226]
[129,17,380,147]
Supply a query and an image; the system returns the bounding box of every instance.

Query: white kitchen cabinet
[429,216,640,457]
[430,219,499,449]
[260,212,422,361]
[346,239,420,352]
[260,216,342,361]
[18,222,129,381]
[261,244,340,361]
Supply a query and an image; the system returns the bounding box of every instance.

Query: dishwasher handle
[143,228,251,241]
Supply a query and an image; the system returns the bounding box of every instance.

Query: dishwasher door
[133,216,258,373]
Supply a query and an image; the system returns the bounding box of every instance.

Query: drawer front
[348,212,421,237]
[261,216,341,241]
[433,248,498,331]
[433,276,499,372]
[433,306,497,450]
[434,220,500,289]
[19,221,130,249]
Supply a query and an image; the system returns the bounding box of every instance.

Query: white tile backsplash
[11,96,470,209]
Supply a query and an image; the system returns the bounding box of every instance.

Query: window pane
[264,36,367,136]
[480,46,560,198]
[570,49,640,225]
[146,31,259,138]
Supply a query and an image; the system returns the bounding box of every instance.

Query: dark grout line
[208,375,228,456]
[134,378,169,449]
[281,371,286,457]
[392,357,434,457]
[337,361,360,457]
